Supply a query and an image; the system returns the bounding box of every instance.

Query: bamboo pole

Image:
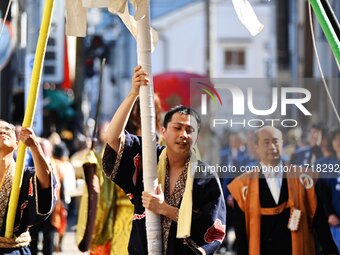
[5,0,55,238]
[136,0,162,253]
[320,0,340,41]
[309,0,340,65]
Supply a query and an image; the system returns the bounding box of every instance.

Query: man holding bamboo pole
[0,120,56,254]
[102,66,226,254]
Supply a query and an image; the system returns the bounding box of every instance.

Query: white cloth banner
[65,0,87,37]
[109,3,158,51]
[64,0,158,51]
[231,0,264,36]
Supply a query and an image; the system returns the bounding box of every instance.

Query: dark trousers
[29,222,56,255]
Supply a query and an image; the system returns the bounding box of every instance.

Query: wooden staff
[77,58,105,252]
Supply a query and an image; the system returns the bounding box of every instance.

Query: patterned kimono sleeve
[189,172,226,254]
[102,131,143,200]
[14,167,57,234]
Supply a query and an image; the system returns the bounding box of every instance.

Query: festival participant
[0,120,56,254]
[290,123,325,166]
[228,126,338,255]
[317,128,340,253]
[102,66,226,255]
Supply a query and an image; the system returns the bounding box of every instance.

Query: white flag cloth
[82,0,119,8]
[231,0,264,36]
[108,2,158,51]
[65,0,87,37]
[64,0,158,50]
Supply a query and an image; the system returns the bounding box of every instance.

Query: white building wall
[151,1,278,163]
[152,2,206,75]
[213,2,275,78]
[152,0,276,78]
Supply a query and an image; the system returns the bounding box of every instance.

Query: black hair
[53,142,69,159]
[311,123,327,136]
[325,128,340,155]
[329,128,340,143]
[126,94,163,134]
[163,105,201,133]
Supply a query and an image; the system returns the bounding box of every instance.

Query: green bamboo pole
[309,0,340,65]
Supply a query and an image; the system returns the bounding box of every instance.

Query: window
[224,49,246,70]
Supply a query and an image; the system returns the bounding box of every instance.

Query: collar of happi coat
[157,148,198,238]
[0,160,15,233]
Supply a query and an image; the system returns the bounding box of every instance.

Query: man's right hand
[103,65,149,152]
[131,65,149,96]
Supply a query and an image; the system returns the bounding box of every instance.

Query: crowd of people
[1,66,340,255]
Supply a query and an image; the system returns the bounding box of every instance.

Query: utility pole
[289,0,299,120]
[329,0,340,126]
[0,0,14,121]
[25,0,43,134]
[205,0,210,78]
[73,37,85,133]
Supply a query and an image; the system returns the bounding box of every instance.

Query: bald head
[255,126,282,144]
[255,126,283,166]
